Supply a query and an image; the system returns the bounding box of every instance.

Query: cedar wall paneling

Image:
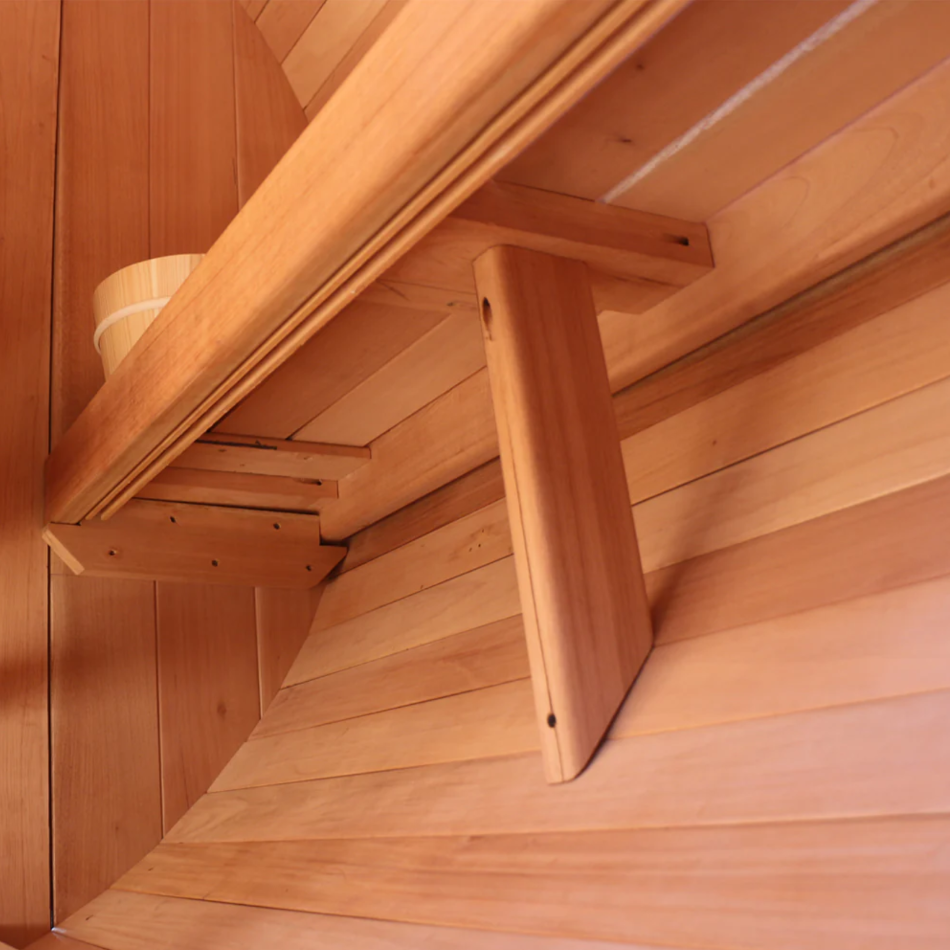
[58,250,950,949]
[0,3,59,945]
[50,0,306,928]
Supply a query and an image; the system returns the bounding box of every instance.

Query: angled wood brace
[474,246,653,783]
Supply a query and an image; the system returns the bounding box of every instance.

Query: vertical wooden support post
[474,246,653,783]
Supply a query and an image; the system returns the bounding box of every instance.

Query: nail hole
[546,713,557,728]
[211,559,219,567]
[169,516,177,524]
[305,564,313,572]
[108,549,117,557]
[273,522,281,530]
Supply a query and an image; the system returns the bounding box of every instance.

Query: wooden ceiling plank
[256,0,326,64]
[613,0,950,219]
[178,434,370,480]
[45,0,689,526]
[139,468,336,513]
[44,499,343,590]
[499,0,850,199]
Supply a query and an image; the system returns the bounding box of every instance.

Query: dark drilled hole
[108,549,117,557]
[211,559,219,567]
[305,564,313,572]
[273,523,281,530]
[546,713,557,728]
[169,516,177,524]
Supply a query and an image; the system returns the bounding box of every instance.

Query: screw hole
[108,549,117,557]
[211,559,219,567]
[546,713,557,728]
[169,516,177,524]
[305,564,313,572]
[273,522,281,530]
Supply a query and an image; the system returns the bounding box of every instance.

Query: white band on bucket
[93,296,172,353]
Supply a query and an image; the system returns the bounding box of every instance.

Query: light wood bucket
[93,254,204,378]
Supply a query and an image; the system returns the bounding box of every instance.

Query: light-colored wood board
[213,679,537,790]
[149,0,238,257]
[475,247,652,781]
[295,310,486,445]
[623,275,950,505]
[233,0,307,207]
[27,935,104,950]
[239,0,268,19]
[386,181,711,294]
[157,584,261,830]
[172,688,950,845]
[499,0,848,199]
[257,616,527,736]
[617,574,950,737]
[340,460,505,573]
[50,576,162,923]
[616,0,950,220]
[321,369,498,540]
[317,499,511,630]
[63,891,648,950]
[219,301,445,438]
[286,555,520,684]
[0,2,59,944]
[52,0,149,445]
[45,499,341,590]
[44,0,689,526]
[119,815,950,949]
[612,208,950,442]
[634,373,950,573]
[257,1,326,64]
[600,55,950,396]
[139,467,337,513]
[283,0,389,107]
[648,470,950,646]
[178,435,369,480]
[302,0,407,120]
[256,586,324,710]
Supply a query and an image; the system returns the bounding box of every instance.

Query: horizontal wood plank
[45,500,343,589]
[212,679,537,789]
[139,468,336,513]
[257,616,527,735]
[120,815,950,949]
[62,890,640,950]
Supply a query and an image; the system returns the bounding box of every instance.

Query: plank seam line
[598,0,878,204]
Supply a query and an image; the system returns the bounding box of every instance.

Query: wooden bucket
[93,254,204,378]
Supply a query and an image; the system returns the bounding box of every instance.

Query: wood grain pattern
[257,1,326,64]
[475,247,652,781]
[295,310,486,446]
[46,0,684,525]
[139,468,337,513]
[171,688,950,845]
[0,2,59,943]
[45,500,342,590]
[257,616,527,736]
[317,499,511,629]
[286,556,520,685]
[116,816,950,949]
[63,890,640,950]
[212,679,537,790]
[157,584,261,830]
[50,577,162,922]
[500,0,847,199]
[178,435,369,480]
[255,587,323,709]
[149,0,238,257]
[26,934,104,950]
[53,0,149,444]
[233,0,307,206]
[616,0,950,220]
[220,301,445,438]
[340,460,505,573]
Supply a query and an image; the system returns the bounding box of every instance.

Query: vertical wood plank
[256,586,323,710]
[150,0,238,256]
[50,1,163,930]
[0,2,59,944]
[474,247,652,783]
[233,0,307,207]
[156,584,261,831]
[50,577,162,922]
